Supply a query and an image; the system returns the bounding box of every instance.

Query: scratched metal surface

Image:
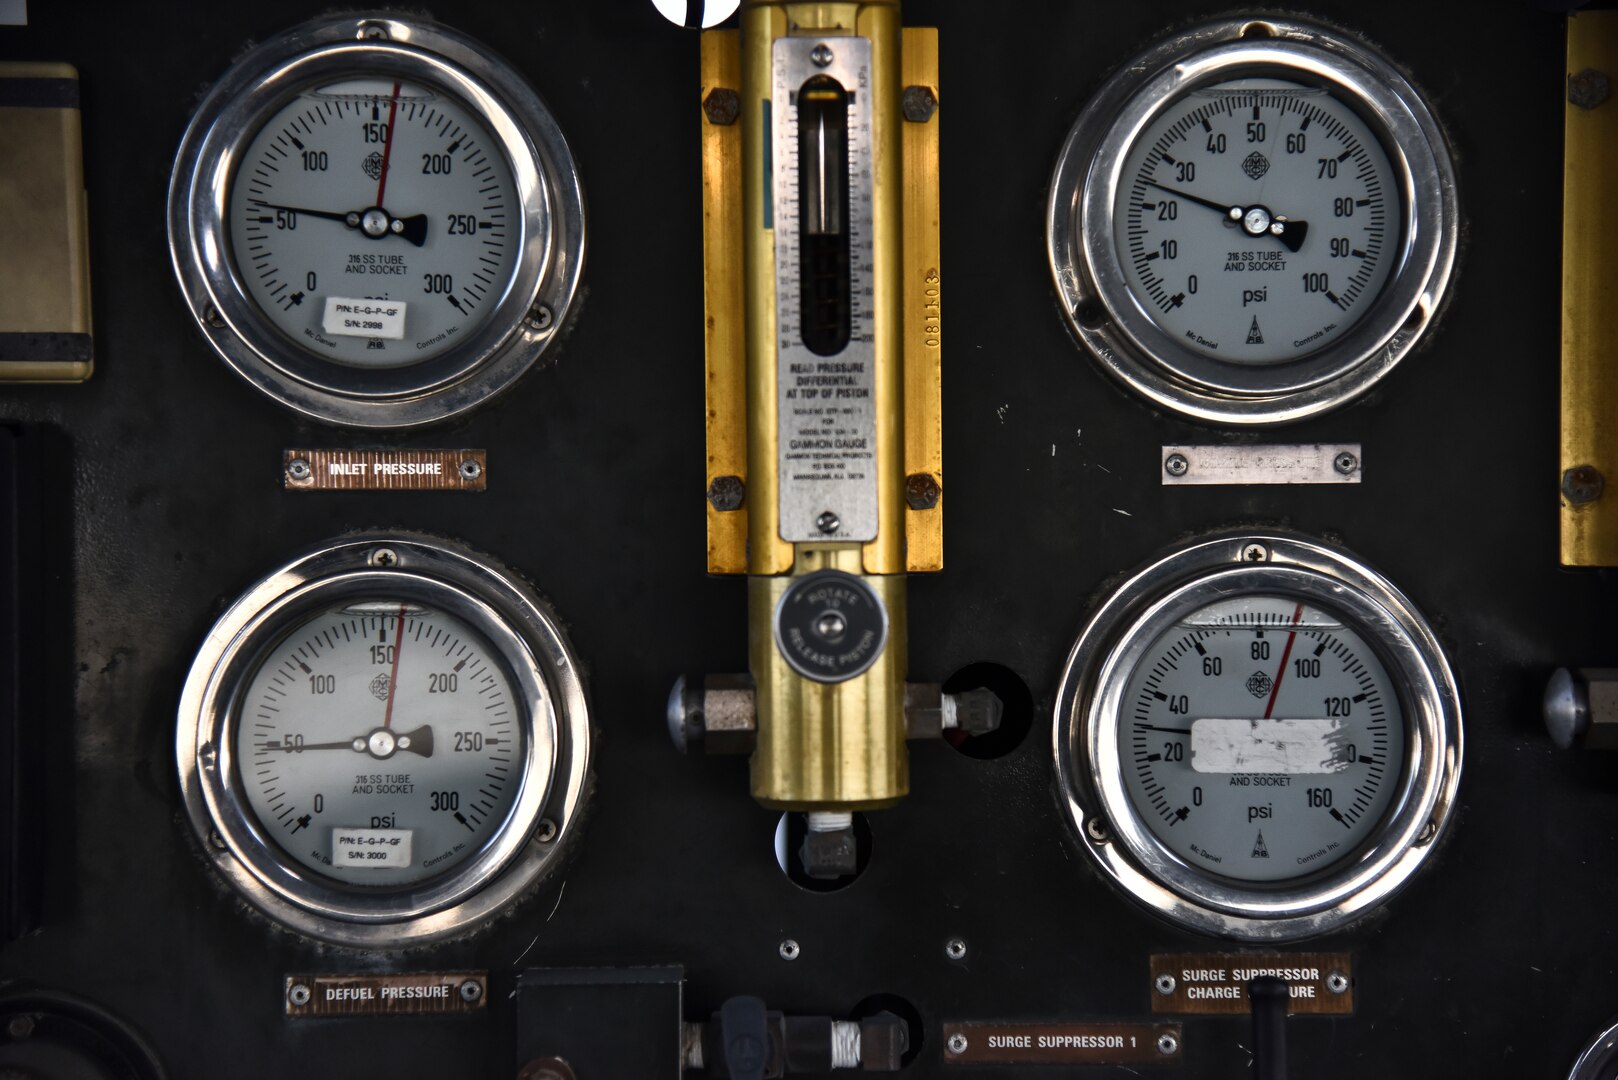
[0,1,1610,1076]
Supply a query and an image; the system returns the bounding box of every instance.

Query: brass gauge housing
[678,0,957,843]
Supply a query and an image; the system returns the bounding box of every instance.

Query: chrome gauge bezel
[1046,18,1457,425]
[177,536,590,947]
[1053,535,1462,941]
[167,13,585,428]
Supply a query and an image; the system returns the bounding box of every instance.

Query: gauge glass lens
[1114,78,1396,365]
[1120,594,1404,883]
[237,602,523,887]
[229,78,516,368]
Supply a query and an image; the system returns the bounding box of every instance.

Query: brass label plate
[1151,952,1353,1015]
[283,449,486,491]
[285,972,486,1017]
[942,1022,1180,1065]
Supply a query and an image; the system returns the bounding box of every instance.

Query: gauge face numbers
[1114,78,1396,365]
[237,602,524,887]
[1120,595,1404,884]
[229,78,516,368]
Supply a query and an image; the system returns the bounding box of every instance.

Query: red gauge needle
[374,80,403,208]
[382,603,407,730]
[1261,602,1307,720]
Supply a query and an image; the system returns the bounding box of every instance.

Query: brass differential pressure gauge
[1047,17,1457,424]
[1054,535,1461,941]
[670,1,998,876]
[177,536,590,946]
[168,13,584,428]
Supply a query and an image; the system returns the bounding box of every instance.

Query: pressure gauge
[169,13,584,428]
[177,536,590,946]
[1047,17,1456,424]
[1054,535,1461,941]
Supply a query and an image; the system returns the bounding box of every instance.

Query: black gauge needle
[263,737,363,752]
[252,201,359,227]
[1145,182,1310,254]
[1269,219,1308,254]
[248,202,429,248]
[1147,181,1239,218]
[392,214,429,247]
[261,724,433,758]
[395,724,434,758]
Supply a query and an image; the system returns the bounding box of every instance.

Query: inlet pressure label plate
[283,449,487,491]
[1151,953,1354,1015]
[942,1022,1181,1065]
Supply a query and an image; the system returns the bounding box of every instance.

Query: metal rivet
[208,829,227,851]
[1334,451,1360,476]
[945,937,968,961]
[459,459,483,481]
[1164,453,1190,478]
[6,1015,34,1040]
[203,304,225,329]
[816,511,840,534]
[1157,1033,1179,1056]
[779,939,800,961]
[1326,972,1349,995]
[287,984,312,1007]
[810,43,834,67]
[1570,68,1611,110]
[459,979,484,1003]
[703,87,740,126]
[1563,465,1605,505]
[902,85,937,123]
[199,742,217,771]
[368,547,398,568]
[1085,816,1109,843]
[708,475,746,512]
[287,458,312,481]
[904,472,941,510]
[535,818,558,843]
[1155,973,1177,996]
[358,22,390,40]
[526,304,554,332]
[1241,543,1269,563]
[1417,820,1438,844]
[947,1033,968,1055]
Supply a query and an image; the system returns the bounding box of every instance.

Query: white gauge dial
[229,78,516,368]
[239,602,523,886]
[1053,535,1463,940]
[1115,79,1396,365]
[1120,595,1404,883]
[178,535,591,947]
[1046,18,1458,424]
[169,14,585,427]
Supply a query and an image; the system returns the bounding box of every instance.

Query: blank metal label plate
[284,972,487,1017]
[283,449,487,491]
[1162,444,1363,485]
[1151,952,1354,1015]
[942,1022,1181,1065]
